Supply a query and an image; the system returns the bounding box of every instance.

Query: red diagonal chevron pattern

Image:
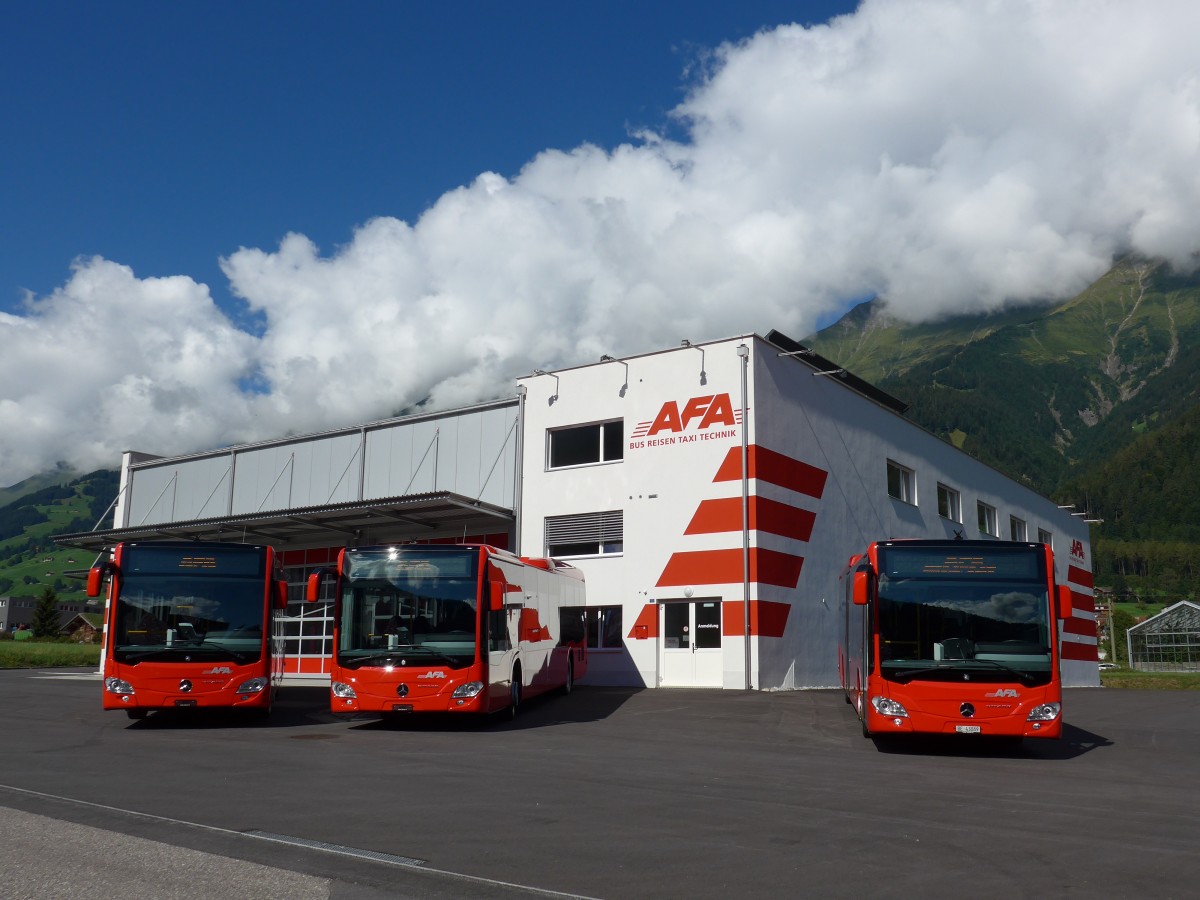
[631,444,827,641]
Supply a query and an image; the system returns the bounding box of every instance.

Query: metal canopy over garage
[53,491,515,553]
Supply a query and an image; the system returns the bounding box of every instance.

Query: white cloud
[4,0,1200,486]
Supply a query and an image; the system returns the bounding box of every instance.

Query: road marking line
[0,783,600,899]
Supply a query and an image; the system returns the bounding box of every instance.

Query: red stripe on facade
[1062,618,1098,637]
[627,603,659,640]
[684,497,816,542]
[1070,590,1097,615]
[1066,565,1094,589]
[656,548,804,589]
[722,600,791,638]
[713,445,828,499]
[1060,640,1099,662]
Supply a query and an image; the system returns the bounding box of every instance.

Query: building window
[548,420,623,469]
[936,483,961,522]
[1010,516,1027,541]
[886,460,915,504]
[1038,528,1053,548]
[977,501,998,537]
[583,606,623,649]
[545,510,624,558]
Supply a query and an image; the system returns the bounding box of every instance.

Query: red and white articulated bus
[840,540,1071,741]
[307,543,587,719]
[88,541,289,719]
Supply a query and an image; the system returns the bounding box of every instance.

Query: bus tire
[507,666,521,720]
[561,656,574,696]
[252,695,273,721]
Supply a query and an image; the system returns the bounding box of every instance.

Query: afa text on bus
[307,543,587,719]
[840,540,1070,741]
[89,541,289,719]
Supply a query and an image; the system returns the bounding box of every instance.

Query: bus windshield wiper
[340,649,464,669]
[116,643,254,664]
[888,662,961,683]
[888,660,1037,685]
[969,658,1039,685]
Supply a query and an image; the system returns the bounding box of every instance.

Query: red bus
[840,540,1071,740]
[307,543,587,718]
[88,541,289,719]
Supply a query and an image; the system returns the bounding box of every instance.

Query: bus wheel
[561,657,574,696]
[126,709,148,720]
[252,695,273,721]
[507,668,521,720]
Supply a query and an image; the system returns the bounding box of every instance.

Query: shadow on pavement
[122,686,341,730]
[869,720,1112,759]
[346,685,644,733]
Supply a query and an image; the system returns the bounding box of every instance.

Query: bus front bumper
[865,694,1062,739]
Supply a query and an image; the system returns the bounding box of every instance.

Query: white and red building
[58,330,1100,688]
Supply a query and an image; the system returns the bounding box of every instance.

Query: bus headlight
[104,677,135,695]
[870,696,909,718]
[452,681,485,699]
[235,677,268,694]
[331,681,357,699]
[1027,702,1061,722]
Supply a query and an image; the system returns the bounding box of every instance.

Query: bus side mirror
[489,581,505,612]
[852,570,871,606]
[306,569,328,603]
[86,567,105,598]
[275,582,289,610]
[1057,585,1073,619]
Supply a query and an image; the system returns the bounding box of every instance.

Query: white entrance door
[660,599,723,687]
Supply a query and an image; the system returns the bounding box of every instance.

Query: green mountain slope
[805,258,1200,599]
[0,470,120,600]
[806,258,1200,496]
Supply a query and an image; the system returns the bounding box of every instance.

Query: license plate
[391,703,413,712]
[174,699,197,708]
[956,724,981,734]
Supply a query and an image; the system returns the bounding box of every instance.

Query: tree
[1110,608,1137,666]
[32,587,60,639]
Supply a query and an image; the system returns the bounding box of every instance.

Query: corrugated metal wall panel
[125,455,233,526]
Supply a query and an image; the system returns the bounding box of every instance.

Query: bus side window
[487,609,511,652]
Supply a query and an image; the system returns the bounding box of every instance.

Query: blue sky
[2,1,853,319]
[2,1,1199,486]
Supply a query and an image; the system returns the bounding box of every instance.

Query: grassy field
[1,640,1196,688]
[0,640,100,669]
[1098,669,1200,690]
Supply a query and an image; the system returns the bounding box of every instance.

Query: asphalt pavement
[1,669,1198,899]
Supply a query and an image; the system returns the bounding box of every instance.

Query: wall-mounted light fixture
[601,355,630,397]
[680,340,707,385]
[532,369,559,405]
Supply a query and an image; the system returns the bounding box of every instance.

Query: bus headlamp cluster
[870,696,909,718]
[452,681,484,699]
[331,681,357,699]
[1026,702,1061,722]
[235,677,268,694]
[104,677,135,695]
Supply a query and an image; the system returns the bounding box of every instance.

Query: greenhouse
[1127,601,1200,672]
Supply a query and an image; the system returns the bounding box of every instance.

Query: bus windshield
[875,545,1052,686]
[112,545,268,664]
[338,548,479,669]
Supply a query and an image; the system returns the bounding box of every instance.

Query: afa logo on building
[629,394,743,450]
